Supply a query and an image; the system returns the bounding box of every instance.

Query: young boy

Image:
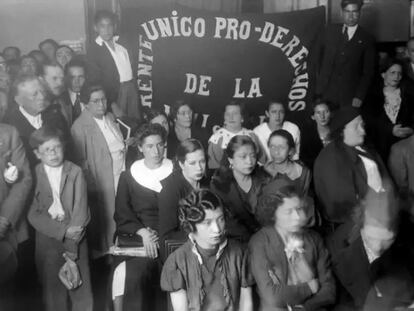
[28,126,92,311]
[160,189,254,311]
[87,10,140,121]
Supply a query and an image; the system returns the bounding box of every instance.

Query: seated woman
[208,100,260,170]
[301,99,332,170]
[161,188,254,311]
[364,58,414,161]
[253,100,301,163]
[167,100,208,159]
[158,138,207,259]
[263,129,311,196]
[210,135,265,243]
[112,123,173,311]
[249,186,336,311]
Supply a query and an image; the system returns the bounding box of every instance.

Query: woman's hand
[4,162,18,184]
[137,227,159,259]
[65,226,85,242]
[307,279,320,294]
[393,124,413,138]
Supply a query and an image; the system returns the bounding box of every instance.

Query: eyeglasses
[39,144,63,155]
[89,98,107,105]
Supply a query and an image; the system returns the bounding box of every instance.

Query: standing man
[61,59,87,125]
[316,0,375,109]
[87,10,141,121]
[5,75,68,168]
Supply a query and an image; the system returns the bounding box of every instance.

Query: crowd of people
[1,0,414,310]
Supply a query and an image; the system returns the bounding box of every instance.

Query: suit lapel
[59,161,70,195]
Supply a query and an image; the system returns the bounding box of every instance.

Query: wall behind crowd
[0,0,86,54]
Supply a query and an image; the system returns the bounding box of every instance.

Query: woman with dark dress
[301,99,332,170]
[364,58,414,161]
[112,123,173,311]
[263,130,311,196]
[249,186,336,311]
[161,189,254,311]
[210,135,265,243]
[167,100,208,159]
[158,139,207,260]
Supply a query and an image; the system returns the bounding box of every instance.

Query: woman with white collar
[112,123,173,311]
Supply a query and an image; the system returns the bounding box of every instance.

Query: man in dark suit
[327,191,414,311]
[60,59,87,125]
[87,10,141,121]
[5,75,69,168]
[316,0,375,109]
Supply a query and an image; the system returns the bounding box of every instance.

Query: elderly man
[0,88,32,310]
[327,191,414,311]
[61,59,87,125]
[316,0,375,109]
[5,75,68,168]
[313,107,393,232]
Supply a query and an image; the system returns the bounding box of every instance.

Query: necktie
[343,26,349,41]
[73,93,82,120]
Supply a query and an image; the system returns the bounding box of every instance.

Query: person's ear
[228,157,234,168]
[137,144,143,154]
[179,160,185,170]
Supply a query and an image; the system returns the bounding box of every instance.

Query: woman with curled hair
[158,138,207,259]
[249,186,335,311]
[112,123,173,311]
[161,188,254,311]
[210,135,265,243]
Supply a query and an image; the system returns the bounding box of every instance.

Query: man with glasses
[316,0,375,109]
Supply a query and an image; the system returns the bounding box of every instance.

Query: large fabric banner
[121,5,325,130]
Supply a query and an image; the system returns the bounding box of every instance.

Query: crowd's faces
[268,135,292,164]
[0,91,8,121]
[342,4,361,27]
[382,64,402,88]
[407,40,414,65]
[361,224,395,257]
[0,55,7,72]
[95,18,115,42]
[151,114,169,135]
[274,196,306,234]
[179,149,206,182]
[40,42,57,61]
[3,47,20,61]
[229,144,256,176]
[67,66,86,93]
[139,134,165,168]
[175,105,193,129]
[224,105,243,132]
[312,103,331,127]
[192,207,226,249]
[20,56,38,76]
[342,115,366,147]
[266,102,285,127]
[56,47,73,69]
[43,65,65,96]
[15,79,48,116]
[86,90,107,119]
[0,71,11,92]
[34,137,64,168]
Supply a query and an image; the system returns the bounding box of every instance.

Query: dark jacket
[210,168,265,243]
[301,121,326,170]
[249,226,336,311]
[327,222,414,311]
[87,40,121,104]
[364,82,414,161]
[5,104,70,168]
[313,140,393,224]
[114,169,159,236]
[316,24,375,108]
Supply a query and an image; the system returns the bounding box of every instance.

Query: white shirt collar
[95,35,120,46]
[130,158,173,192]
[19,106,42,129]
[343,24,358,40]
